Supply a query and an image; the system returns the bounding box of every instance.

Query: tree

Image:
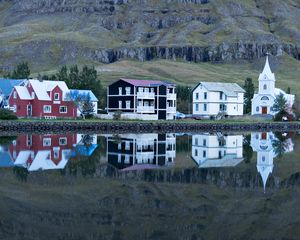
[69,65,80,88]
[67,91,95,119]
[10,62,30,79]
[56,66,68,83]
[272,93,287,113]
[243,77,254,114]
[287,87,291,94]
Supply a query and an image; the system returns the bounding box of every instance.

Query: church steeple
[259,55,275,82]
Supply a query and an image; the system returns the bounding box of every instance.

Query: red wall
[9,85,77,119]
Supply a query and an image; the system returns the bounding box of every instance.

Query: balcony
[167,93,176,100]
[137,106,155,113]
[136,152,155,164]
[167,107,176,113]
[137,92,155,99]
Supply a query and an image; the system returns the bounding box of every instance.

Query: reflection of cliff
[191,133,244,168]
[105,133,176,170]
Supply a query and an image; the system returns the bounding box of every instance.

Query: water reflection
[0,131,297,191]
[104,133,176,171]
[191,133,244,168]
[0,134,98,172]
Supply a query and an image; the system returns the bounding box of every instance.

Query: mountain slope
[0,0,300,71]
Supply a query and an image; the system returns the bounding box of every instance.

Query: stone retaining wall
[0,121,300,135]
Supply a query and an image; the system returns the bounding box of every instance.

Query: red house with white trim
[8,80,76,119]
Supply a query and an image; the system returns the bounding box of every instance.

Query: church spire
[259,55,275,81]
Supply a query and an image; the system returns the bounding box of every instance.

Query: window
[263,84,267,90]
[196,93,199,100]
[13,105,17,113]
[27,135,32,146]
[59,106,67,113]
[13,91,17,99]
[118,143,121,150]
[203,104,207,111]
[195,149,198,157]
[32,92,35,99]
[118,154,121,162]
[261,96,269,100]
[204,92,207,99]
[220,92,223,100]
[125,141,130,150]
[220,104,226,111]
[256,106,259,112]
[262,156,266,162]
[203,150,206,158]
[203,139,206,146]
[119,87,122,95]
[54,148,59,159]
[54,93,59,100]
[195,138,198,145]
[43,105,51,113]
[125,87,131,95]
[43,138,51,147]
[119,101,122,109]
[59,137,67,146]
[195,103,199,111]
[125,155,130,163]
[151,88,154,93]
[126,101,130,109]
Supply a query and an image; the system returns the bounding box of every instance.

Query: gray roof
[194,82,245,97]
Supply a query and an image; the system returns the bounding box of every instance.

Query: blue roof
[70,89,98,102]
[0,79,26,96]
[0,151,14,168]
[71,144,98,157]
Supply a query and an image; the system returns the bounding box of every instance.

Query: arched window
[263,84,267,90]
[261,96,269,100]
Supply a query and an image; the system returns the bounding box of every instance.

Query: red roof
[120,78,174,87]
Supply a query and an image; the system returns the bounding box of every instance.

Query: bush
[0,109,18,120]
[273,110,295,122]
[113,111,122,120]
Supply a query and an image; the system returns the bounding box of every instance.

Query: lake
[0,131,300,240]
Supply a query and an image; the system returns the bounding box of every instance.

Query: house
[70,89,98,116]
[251,56,295,115]
[8,134,76,172]
[192,82,245,117]
[107,78,176,120]
[105,133,176,170]
[191,133,244,168]
[8,79,76,119]
[0,79,26,108]
[71,134,98,157]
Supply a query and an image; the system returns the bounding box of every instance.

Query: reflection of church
[106,133,176,170]
[191,133,244,168]
[251,132,276,191]
[251,132,294,191]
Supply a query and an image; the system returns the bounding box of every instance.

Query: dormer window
[54,93,59,100]
[263,84,267,90]
[13,91,17,99]
[32,92,35,99]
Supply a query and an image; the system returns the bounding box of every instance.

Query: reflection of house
[107,79,177,120]
[191,133,244,168]
[8,134,77,171]
[251,56,295,115]
[192,82,245,117]
[106,133,176,170]
[72,134,98,157]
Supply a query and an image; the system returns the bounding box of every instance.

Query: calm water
[1,131,300,240]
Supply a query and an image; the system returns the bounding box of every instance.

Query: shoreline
[0,120,300,135]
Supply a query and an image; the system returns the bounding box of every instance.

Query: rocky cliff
[0,0,299,70]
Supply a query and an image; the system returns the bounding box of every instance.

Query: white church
[251,56,295,115]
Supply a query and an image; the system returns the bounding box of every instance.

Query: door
[27,105,32,117]
[262,107,268,114]
[261,132,267,140]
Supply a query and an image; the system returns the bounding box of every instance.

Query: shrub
[0,109,18,120]
[273,110,295,122]
[113,111,122,120]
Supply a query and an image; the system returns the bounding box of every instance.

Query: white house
[192,82,245,117]
[251,56,295,115]
[191,133,244,168]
